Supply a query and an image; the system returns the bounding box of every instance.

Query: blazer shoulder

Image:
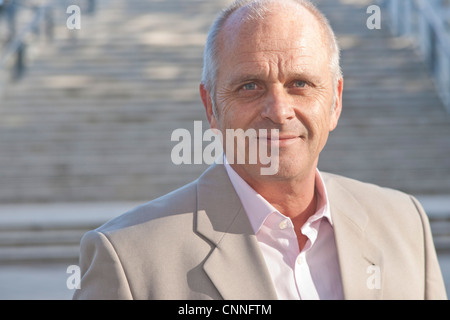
[321,171,413,204]
[321,171,424,229]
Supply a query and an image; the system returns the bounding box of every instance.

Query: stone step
[0,245,80,264]
[0,202,138,263]
[0,229,88,247]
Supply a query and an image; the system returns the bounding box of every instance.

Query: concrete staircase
[0,202,138,264]
[0,0,449,265]
[1,0,449,203]
[316,0,450,194]
[419,196,450,254]
[0,0,223,203]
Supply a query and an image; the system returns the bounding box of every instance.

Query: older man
[74,0,447,300]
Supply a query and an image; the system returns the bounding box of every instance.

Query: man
[73,0,447,299]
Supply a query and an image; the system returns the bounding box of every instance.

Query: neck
[232,164,318,222]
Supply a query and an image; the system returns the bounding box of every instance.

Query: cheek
[312,111,333,140]
[295,98,331,132]
[216,98,259,131]
[312,111,333,151]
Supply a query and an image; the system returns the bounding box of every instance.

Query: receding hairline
[217,0,332,56]
[223,0,330,34]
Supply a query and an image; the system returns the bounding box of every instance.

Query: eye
[292,80,307,88]
[242,82,258,91]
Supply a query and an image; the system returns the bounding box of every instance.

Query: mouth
[257,134,304,146]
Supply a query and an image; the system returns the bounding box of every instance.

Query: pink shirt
[224,161,344,300]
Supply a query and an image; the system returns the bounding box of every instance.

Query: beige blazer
[73,164,447,300]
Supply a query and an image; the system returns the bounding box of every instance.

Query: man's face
[202,5,342,183]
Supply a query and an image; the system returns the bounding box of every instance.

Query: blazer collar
[195,163,278,300]
[324,174,384,300]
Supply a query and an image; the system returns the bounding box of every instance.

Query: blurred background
[0,0,449,299]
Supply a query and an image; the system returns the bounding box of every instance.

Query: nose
[260,85,296,125]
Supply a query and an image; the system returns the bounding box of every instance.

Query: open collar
[194,164,384,300]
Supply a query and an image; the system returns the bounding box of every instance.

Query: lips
[258,134,301,141]
[257,133,303,148]
[274,134,299,140]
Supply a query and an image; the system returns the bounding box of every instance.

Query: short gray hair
[201,0,342,117]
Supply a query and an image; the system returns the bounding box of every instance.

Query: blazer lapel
[195,164,278,300]
[325,175,384,300]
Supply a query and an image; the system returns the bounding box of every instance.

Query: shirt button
[279,219,289,230]
[296,255,304,265]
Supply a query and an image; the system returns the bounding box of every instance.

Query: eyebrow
[226,69,319,88]
[226,75,263,87]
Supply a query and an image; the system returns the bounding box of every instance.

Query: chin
[258,157,309,180]
[265,165,304,180]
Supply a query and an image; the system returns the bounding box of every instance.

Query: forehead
[216,3,329,78]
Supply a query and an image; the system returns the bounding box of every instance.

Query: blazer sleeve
[410,196,448,300]
[72,230,133,300]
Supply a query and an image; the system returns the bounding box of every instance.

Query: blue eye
[293,81,307,88]
[242,83,257,90]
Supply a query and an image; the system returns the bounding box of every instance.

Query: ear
[329,77,343,132]
[200,83,218,129]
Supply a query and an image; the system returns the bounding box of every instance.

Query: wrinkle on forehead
[217,2,329,64]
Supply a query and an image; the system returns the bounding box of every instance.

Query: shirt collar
[224,157,333,234]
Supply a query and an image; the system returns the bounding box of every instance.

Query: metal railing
[0,0,18,45]
[0,0,54,97]
[382,0,450,112]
